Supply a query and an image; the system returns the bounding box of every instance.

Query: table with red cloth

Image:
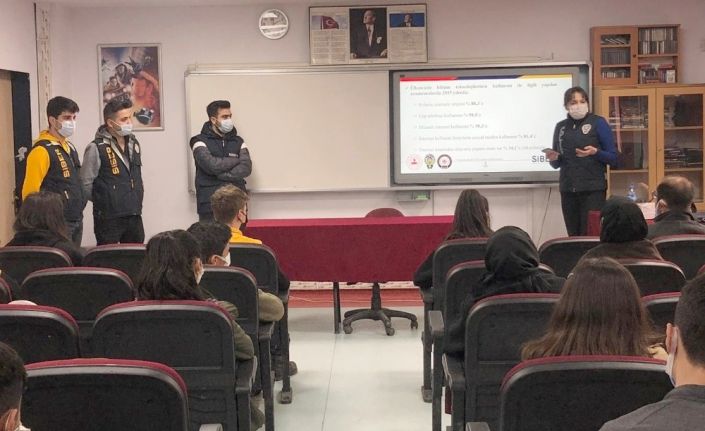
[586,210,656,236]
[246,215,454,332]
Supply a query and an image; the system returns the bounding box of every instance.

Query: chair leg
[259,339,274,431]
[422,301,433,402]
[342,283,417,336]
[277,303,293,404]
[432,341,444,431]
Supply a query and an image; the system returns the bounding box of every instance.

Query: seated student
[600,273,705,431]
[187,221,284,322]
[647,176,705,239]
[445,226,565,355]
[580,196,662,262]
[413,189,493,290]
[522,257,666,360]
[0,342,28,431]
[210,184,296,379]
[135,230,263,430]
[5,191,83,265]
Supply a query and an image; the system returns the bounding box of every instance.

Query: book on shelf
[638,27,678,55]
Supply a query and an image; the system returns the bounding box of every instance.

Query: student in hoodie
[545,86,618,236]
[5,191,83,265]
[580,196,663,262]
[444,226,565,355]
[81,98,144,245]
[190,100,252,221]
[22,96,84,246]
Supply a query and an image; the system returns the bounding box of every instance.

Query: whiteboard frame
[184,59,590,193]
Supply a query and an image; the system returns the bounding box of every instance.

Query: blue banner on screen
[390,64,590,185]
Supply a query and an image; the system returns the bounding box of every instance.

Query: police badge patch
[581,124,592,134]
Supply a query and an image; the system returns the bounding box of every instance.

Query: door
[0,70,15,244]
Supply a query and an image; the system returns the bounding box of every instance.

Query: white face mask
[116,123,133,137]
[665,328,678,386]
[218,118,234,134]
[58,120,75,138]
[216,253,231,266]
[568,103,589,120]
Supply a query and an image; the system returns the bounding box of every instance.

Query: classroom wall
[33,0,705,244]
[0,0,39,136]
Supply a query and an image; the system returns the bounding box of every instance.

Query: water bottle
[627,183,637,202]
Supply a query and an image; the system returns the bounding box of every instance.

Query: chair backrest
[0,246,72,296]
[618,259,686,296]
[431,238,488,310]
[464,294,559,430]
[365,207,404,218]
[538,237,600,278]
[653,234,705,279]
[0,304,79,364]
[0,276,11,303]
[20,267,134,331]
[643,292,680,333]
[229,243,279,296]
[443,260,485,350]
[23,358,189,431]
[500,356,672,431]
[83,243,146,283]
[200,266,259,336]
[92,300,237,430]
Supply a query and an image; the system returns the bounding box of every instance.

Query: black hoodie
[6,229,83,265]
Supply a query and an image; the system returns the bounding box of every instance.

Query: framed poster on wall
[309,4,427,65]
[98,44,163,130]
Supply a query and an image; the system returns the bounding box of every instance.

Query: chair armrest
[428,310,444,340]
[258,321,275,340]
[443,353,465,391]
[420,287,433,304]
[235,357,257,394]
[466,422,490,431]
[199,424,223,431]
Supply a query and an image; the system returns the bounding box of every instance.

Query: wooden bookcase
[595,84,705,209]
[591,25,680,86]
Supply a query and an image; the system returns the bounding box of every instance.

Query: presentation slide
[398,73,572,174]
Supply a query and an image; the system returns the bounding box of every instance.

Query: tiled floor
[271,306,449,431]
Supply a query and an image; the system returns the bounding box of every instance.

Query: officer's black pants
[560,190,606,236]
[94,215,145,245]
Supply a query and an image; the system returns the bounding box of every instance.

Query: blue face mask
[665,329,678,386]
[59,120,76,138]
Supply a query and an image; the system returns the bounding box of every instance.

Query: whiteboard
[185,68,390,192]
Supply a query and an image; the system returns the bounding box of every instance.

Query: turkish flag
[321,16,339,29]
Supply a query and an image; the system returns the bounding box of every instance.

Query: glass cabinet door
[594,27,638,86]
[603,90,657,199]
[658,88,705,207]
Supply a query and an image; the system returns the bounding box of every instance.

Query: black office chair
[341,208,418,336]
[538,236,600,278]
[643,292,680,334]
[653,234,705,279]
[618,259,686,296]
[23,358,200,431]
[429,260,485,431]
[442,293,559,431]
[83,243,146,283]
[420,238,488,402]
[20,267,134,351]
[0,246,73,297]
[201,266,276,431]
[92,300,253,431]
[0,304,80,364]
[229,243,293,404]
[480,356,672,431]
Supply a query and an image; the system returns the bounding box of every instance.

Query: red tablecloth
[245,216,454,282]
